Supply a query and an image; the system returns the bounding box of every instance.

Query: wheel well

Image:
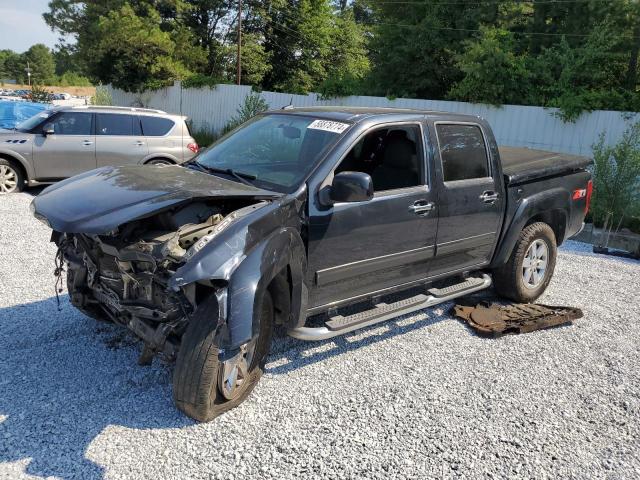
[525,209,567,245]
[0,154,28,183]
[267,266,292,326]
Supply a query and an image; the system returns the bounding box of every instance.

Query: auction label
[307,119,350,134]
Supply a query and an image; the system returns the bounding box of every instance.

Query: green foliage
[590,122,640,227]
[23,44,56,84]
[91,3,190,92]
[222,91,269,134]
[262,0,369,94]
[182,74,223,89]
[191,128,220,148]
[317,9,370,98]
[91,84,113,105]
[29,84,52,103]
[0,45,56,84]
[449,27,530,106]
[0,50,20,80]
[40,0,640,119]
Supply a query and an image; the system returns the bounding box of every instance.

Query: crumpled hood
[32,165,280,234]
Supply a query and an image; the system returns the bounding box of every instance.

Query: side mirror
[42,124,55,136]
[329,171,374,204]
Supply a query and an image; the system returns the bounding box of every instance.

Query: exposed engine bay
[56,198,263,362]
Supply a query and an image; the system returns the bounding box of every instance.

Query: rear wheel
[173,290,274,422]
[493,222,557,303]
[0,159,24,193]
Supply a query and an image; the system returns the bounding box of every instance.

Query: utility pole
[236,0,242,85]
[25,61,31,87]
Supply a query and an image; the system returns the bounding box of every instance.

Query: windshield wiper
[192,162,257,186]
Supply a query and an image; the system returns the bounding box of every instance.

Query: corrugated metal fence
[108,82,638,156]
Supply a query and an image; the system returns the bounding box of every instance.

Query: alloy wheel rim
[219,337,258,400]
[0,165,18,193]
[522,239,548,289]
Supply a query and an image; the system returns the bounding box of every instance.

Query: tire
[147,158,173,166]
[493,222,557,303]
[173,290,274,422]
[0,158,24,193]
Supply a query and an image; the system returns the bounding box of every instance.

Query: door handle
[82,140,93,146]
[479,191,499,204]
[135,141,145,146]
[408,200,435,215]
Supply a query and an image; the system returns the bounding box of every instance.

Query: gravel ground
[1,191,639,480]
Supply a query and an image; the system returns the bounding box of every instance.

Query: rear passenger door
[429,121,503,276]
[95,113,148,168]
[140,116,182,161]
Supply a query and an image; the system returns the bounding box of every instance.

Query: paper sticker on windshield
[308,119,350,134]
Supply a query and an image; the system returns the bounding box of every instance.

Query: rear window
[96,113,136,136]
[140,116,174,136]
[436,124,489,182]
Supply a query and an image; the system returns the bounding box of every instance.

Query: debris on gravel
[1,191,639,479]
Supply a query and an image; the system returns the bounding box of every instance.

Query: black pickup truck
[31,107,592,421]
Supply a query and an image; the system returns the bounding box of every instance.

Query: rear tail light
[573,179,593,214]
[187,142,199,153]
[585,179,593,214]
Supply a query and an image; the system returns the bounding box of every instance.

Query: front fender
[0,148,34,180]
[168,198,307,349]
[224,228,306,348]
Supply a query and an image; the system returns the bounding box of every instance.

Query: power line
[370,0,624,5]
[237,0,242,85]
[272,5,630,39]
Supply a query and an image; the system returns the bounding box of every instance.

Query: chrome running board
[288,274,492,341]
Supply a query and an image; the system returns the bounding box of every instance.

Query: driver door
[33,111,96,180]
[307,122,438,309]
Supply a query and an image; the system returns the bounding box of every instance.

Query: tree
[91,4,191,92]
[449,27,530,106]
[367,0,504,99]
[0,50,20,81]
[23,44,56,84]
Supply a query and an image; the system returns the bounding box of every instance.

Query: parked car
[0,105,199,193]
[31,107,592,421]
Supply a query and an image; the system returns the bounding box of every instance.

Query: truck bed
[499,146,592,186]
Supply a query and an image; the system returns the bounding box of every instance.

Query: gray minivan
[0,106,199,193]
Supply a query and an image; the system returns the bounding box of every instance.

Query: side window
[96,113,134,136]
[46,112,92,135]
[335,124,423,192]
[140,116,174,136]
[436,124,489,182]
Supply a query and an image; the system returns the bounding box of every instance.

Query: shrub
[221,92,269,134]
[191,128,219,148]
[91,84,112,105]
[591,122,640,234]
[29,84,51,103]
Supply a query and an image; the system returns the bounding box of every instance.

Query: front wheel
[0,159,24,193]
[493,222,557,303]
[173,291,274,422]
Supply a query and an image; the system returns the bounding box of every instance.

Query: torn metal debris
[453,302,583,336]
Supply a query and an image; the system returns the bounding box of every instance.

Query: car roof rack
[71,105,167,114]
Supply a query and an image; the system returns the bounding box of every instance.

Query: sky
[0,0,64,53]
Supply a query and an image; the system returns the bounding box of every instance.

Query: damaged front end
[55,198,265,363]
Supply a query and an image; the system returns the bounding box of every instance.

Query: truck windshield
[194,114,349,192]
